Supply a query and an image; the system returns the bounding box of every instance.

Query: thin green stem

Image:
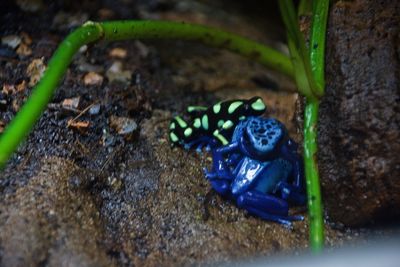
[100,21,294,77]
[0,20,293,169]
[278,0,321,101]
[298,0,312,16]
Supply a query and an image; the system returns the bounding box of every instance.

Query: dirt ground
[0,0,392,266]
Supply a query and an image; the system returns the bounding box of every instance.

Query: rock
[76,58,104,73]
[62,97,80,110]
[105,61,132,84]
[109,47,127,59]
[1,35,21,49]
[89,104,101,115]
[83,72,104,86]
[109,115,138,135]
[319,0,400,226]
[0,158,115,267]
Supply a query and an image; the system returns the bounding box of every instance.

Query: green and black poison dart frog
[169,97,266,151]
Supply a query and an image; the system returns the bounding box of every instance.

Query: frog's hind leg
[277,139,306,205]
[183,136,216,152]
[236,191,303,226]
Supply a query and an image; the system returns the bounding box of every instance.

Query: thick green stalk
[310,0,329,91]
[0,20,293,169]
[304,0,329,252]
[303,100,324,252]
[279,0,329,251]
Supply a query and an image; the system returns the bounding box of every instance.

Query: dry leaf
[16,43,32,56]
[16,80,27,93]
[26,58,46,87]
[67,119,89,130]
[2,84,15,95]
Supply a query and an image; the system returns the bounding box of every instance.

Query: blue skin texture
[204,117,306,226]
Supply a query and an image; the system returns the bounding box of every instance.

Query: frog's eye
[250,97,266,112]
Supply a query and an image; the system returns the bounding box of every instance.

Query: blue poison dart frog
[169,97,266,151]
[204,116,306,226]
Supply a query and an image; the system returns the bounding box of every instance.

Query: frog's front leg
[204,142,241,179]
[183,136,217,152]
[236,190,303,226]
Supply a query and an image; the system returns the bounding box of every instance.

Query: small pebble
[62,97,80,109]
[89,104,101,115]
[77,58,104,73]
[106,61,132,84]
[109,47,127,59]
[83,72,103,86]
[1,35,21,49]
[101,129,115,147]
[109,115,137,135]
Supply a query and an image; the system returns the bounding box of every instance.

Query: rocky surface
[319,0,400,226]
[0,0,389,266]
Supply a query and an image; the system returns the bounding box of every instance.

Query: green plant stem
[100,21,294,77]
[278,0,320,100]
[0,20,293,169]
[298,0,312,16]
[310,0,329,92]
[305,0,329,252]
[303,100,324,252]
[280,0,329,251]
